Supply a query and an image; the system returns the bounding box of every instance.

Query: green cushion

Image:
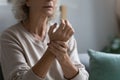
[88,49,120,80]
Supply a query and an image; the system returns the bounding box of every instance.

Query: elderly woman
[0,0,89,80]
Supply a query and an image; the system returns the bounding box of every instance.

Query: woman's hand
[48,41,78,79]
[48,19,74,42]
[48,20,78,79]
[48,41,68,61]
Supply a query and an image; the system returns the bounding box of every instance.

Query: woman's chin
[42,9,54,16]
[44,12,54,18]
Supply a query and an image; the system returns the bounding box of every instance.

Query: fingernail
[54,23,57,25]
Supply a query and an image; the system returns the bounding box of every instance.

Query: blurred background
[0,0,119,53]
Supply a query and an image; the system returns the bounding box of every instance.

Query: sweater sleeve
[0,32,43,80]
[64,36,89,80]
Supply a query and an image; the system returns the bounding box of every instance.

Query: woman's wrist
[46,48,56,59]
[57,54,79,79]
[56,53,68,64]
[47,42,56,57]
[64,69,79,80]
[47,41,67,58]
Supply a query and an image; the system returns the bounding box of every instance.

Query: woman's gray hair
[12,0,60,22]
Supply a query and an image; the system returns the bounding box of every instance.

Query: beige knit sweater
[0,23,89,80]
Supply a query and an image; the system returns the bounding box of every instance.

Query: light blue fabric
[88,49,120,80]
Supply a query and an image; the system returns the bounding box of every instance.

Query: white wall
[61,0,118,53]
[0,0,7,5]
[0,4,16,32]
[0,0,118,53]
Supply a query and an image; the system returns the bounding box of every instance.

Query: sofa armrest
[78,53,90,72]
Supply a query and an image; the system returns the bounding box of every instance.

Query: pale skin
[23,0,78,79]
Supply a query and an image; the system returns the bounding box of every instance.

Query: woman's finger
[63,20,70,31]
[57,19,65,31]
[65,20,72,28]
[51,41,67,54]
[48,42,67,57]
[67,30,74,39]
[48,23,57,36]
[55,41,67,48]
[48,44,58,55]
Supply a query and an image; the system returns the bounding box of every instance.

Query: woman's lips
[43,6,53,9]
[43,2,54,9]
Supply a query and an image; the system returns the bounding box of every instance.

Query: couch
[78,53,90,72]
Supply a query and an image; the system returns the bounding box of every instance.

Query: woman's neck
[23,15,48,41]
